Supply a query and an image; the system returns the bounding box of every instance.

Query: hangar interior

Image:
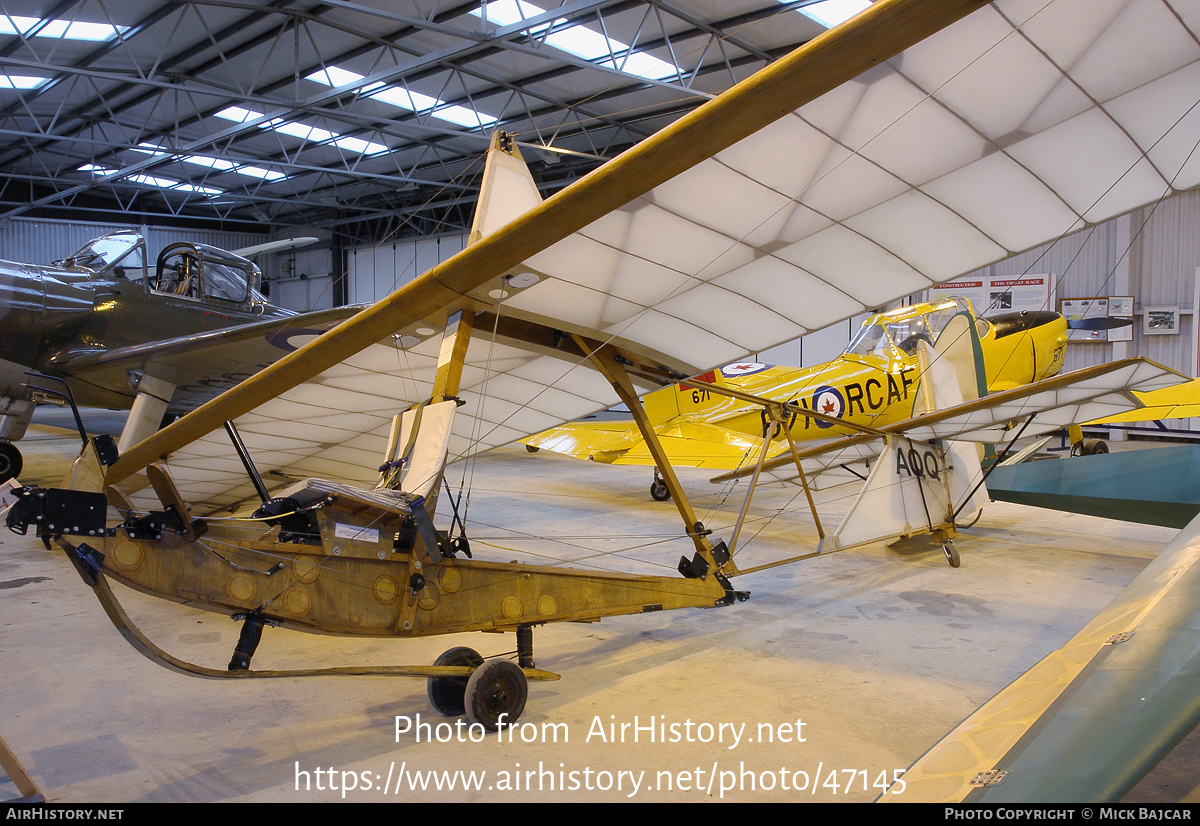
[3,0,1200,804]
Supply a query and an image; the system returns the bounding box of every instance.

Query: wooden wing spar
[107,0,1200,515]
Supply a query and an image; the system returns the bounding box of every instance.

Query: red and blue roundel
[811,385,845,428]
[720,361,770,378]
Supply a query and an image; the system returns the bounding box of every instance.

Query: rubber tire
[650,479,671,501]
[1084,439,1109,455]
[464,660,528,731]
[943,542,961,568]
[525,444,539,453]
[0,442,22,484]
[427,647,483,717]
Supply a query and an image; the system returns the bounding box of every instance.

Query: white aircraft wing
[106,0,1200,514]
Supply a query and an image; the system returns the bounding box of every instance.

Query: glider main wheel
[650,479,671,501]
[525,444,539,453]
[464,659,528,730]
[0,442,22,484]
[942,540,961,568]
[427,646,484,717]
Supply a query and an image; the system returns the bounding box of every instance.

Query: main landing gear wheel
[1071,439,1109,457]
[427,646,484,717]
[650,478,671,501]
[465,659,528,730]
[942,540,961,568]
[0,442,22,484]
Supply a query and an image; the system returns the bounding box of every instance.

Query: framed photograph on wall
[1144,306,1180,335]
[1109,295,1134,342]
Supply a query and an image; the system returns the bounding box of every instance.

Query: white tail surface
[828,323,988,551]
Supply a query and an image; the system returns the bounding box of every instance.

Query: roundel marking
[720,362,770,378]
[811,385,845,429]
[264,328,327,352]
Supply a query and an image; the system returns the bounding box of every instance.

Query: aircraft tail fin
[914,310,987,413]
[643,369,726,425]
[469,132,544,245]
[827,313,989,553]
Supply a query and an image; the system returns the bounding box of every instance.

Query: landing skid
[69,553,558,729]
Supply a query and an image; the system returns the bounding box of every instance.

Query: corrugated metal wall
[965,191,1200,388]
[0,217,267,267]
[345,234,467,305]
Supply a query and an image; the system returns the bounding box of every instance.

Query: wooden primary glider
[10,0,1200,728]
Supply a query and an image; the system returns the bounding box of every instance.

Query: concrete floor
[1,408,1198,803]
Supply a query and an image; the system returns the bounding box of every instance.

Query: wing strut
[726,399,826,561]
[573,335,729,573]
[951,412,1037,522]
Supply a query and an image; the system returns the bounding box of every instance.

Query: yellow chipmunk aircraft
[523,297,1072,498]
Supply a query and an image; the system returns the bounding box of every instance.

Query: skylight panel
[472,1,554,34]
[0,75,47,89]
[178,154,284,181]
[130,174,222,195]
[306,67,498,129]
[472,2,676,81]
[795,0,871,29]
[78,163,222,195]
[230,165,284,181]
[0,15,126,42]
[130,142,286,181]
[215,106,387,155]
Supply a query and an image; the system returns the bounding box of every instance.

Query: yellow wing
[1089,377,1200,423]
[525,419,767,469]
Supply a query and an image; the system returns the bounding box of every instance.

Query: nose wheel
[942,540,960,568]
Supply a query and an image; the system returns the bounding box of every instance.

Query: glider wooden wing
[104,0,1200,515]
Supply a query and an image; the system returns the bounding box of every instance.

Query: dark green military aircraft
[0,230,354,482]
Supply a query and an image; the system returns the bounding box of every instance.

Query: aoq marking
[895,446,940,480]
